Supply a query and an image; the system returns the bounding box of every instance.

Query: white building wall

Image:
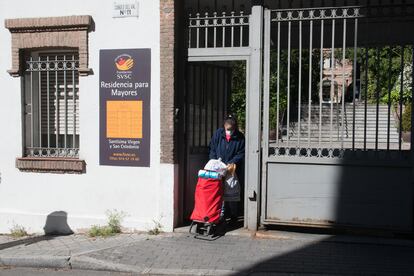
[0,0,175,233]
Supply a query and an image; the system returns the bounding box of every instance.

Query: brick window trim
[4,15,94,77]
[5,16,92,173]
[16,158,86,174]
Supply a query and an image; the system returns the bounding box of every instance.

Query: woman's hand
[227,163,236,175]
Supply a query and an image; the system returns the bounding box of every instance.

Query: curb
[0,254,241,275]
[72,256,238,275]
[0,255,70,269]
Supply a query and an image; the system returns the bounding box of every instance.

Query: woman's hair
[223,114,238,129]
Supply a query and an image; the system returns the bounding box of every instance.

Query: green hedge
[402,105,412,132]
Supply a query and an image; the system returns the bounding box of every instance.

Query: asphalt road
[0,267,134,276]
[0,267,296,275]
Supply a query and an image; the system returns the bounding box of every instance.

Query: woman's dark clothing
[209,127,245,218]
[209,128,245,166]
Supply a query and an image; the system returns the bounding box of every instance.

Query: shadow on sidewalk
[232,233,414,275]
[0,235,54,251]
[0,211,73,251]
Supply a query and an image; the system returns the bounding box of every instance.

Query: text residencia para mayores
[101,81,150,97]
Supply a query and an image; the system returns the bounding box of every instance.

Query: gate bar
[240,11,244,47]
[216,67,219,127]
[191,65,196,148]
[364,48,368,150]
[231,11,235,47]
[213,12,217,48]
[210,66,214,141]
[399,46,405,151]
[411,46,414,154]
[222,12,226,47]
[55,56,59,148]
[387,48,392,150]
[199,66,202,147]
[276,21,280,144]
[319,20,324,147]
[298,18,302,145]
[64,55,67,149]
[46,56,50,148]
[204,65,208,146]
[72,54,76,149]
[352,18,358,150]
[330,19,335,146]
[196,13,200,48]
[205,13,209,48]
[341,18,346,150]
[263,9,270,160]
[30,57,34,148]
[308,19,313,146]
[287,20,291,147]
[38,57,42,148]
[375,48,380,151]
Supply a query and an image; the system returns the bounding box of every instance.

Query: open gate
[183,8,255,224]
[183,62,232,219]
[184,2,414,233]
[261,5,414,232]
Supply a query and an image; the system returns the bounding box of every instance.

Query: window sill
[16,158,86,174]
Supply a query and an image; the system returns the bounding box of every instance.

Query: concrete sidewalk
[1,230,414,275]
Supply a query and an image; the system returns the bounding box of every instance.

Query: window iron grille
[23,52,80,158]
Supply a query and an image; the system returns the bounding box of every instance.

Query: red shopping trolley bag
[190,177,223,224]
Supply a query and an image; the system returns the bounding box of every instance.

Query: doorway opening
[181,60,247,231]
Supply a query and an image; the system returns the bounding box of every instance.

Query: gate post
[245,4,263,231]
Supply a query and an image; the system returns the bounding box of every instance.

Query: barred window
[23,51,80,158]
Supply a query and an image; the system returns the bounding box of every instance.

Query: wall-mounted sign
[100,49,151,167]
[113,1,139,18]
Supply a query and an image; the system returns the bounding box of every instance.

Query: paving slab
[1,231,414,275]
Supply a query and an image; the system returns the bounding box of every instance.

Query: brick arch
[5,15,94,77]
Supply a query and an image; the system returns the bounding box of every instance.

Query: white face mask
[225,130,233,136]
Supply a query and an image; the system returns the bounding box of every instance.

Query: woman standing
[209,115,245,222]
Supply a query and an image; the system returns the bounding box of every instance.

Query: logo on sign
[115,54,134,71]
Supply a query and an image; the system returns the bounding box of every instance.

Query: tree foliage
[229,46,413,132]
[356,47,413,105]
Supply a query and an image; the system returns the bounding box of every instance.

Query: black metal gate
[183,62,232,220]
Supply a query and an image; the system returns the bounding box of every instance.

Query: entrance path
[1,230,414,275]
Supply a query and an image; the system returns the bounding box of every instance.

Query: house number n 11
[113,1,139,18]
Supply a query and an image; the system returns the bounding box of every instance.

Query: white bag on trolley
[204,158,227,177]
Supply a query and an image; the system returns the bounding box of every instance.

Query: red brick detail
[4,16,92,30]
[160,0,176,164]
[4,15,93,77]
[16,158,86,174]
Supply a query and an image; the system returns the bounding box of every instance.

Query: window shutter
[39,54,79,136]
